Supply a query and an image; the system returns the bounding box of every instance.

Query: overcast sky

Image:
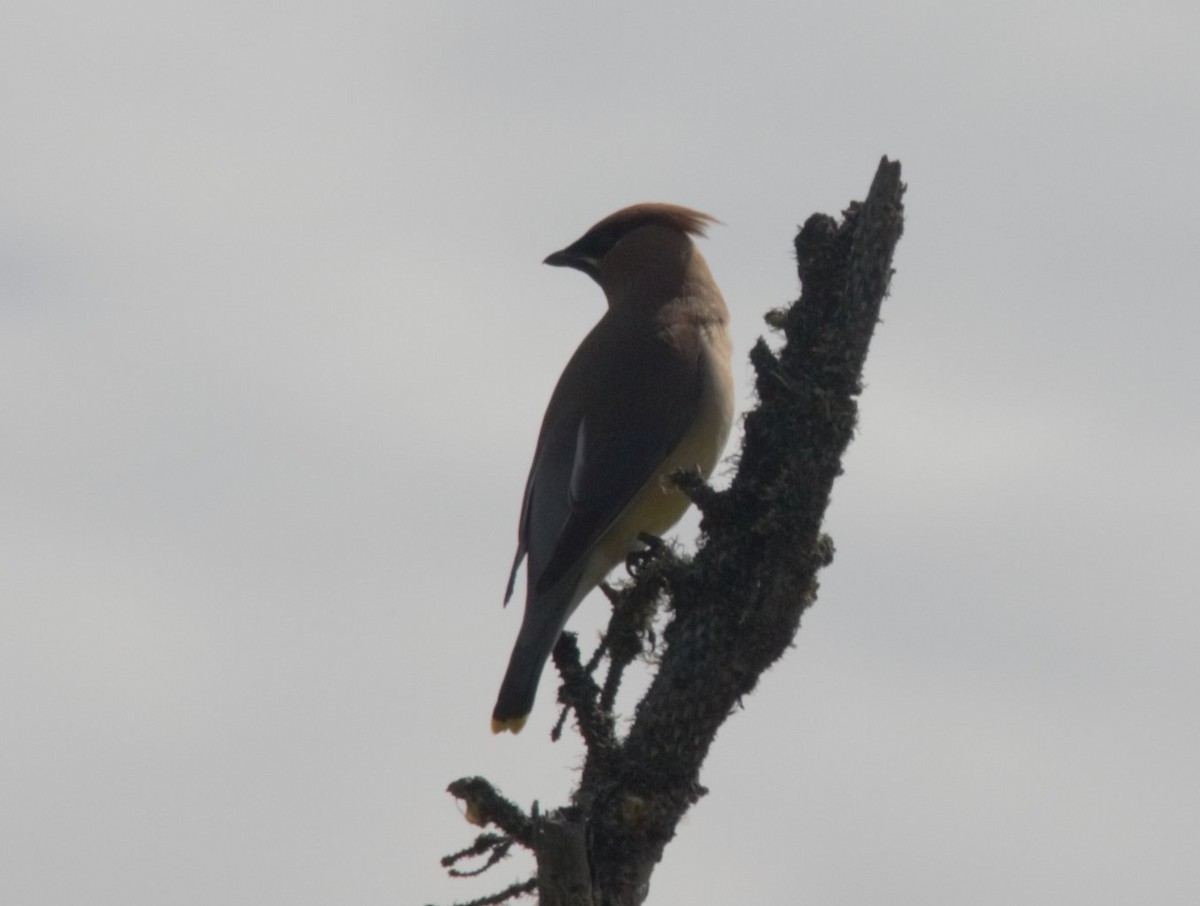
[2,2,1198,904]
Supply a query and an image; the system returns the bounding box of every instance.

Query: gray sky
[3,2,1198,903]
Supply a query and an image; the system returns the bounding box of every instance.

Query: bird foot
[626,533,665,573]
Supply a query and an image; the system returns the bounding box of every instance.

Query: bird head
[544,203,719,308]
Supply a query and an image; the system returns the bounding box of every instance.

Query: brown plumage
[492,203,734,734]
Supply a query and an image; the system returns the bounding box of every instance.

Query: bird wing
[503,390,577,604]
[507,314,704,600]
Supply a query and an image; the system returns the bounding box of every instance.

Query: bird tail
[491,642,544,734]
[491,580,579,734]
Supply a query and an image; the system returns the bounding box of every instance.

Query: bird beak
[543,248,600,280]
[542,249,575,268]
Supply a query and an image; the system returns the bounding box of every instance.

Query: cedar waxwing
[492,203,734,734]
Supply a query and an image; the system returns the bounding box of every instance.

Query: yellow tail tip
[491,714,528,734]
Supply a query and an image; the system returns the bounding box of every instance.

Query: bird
[492,203,734,734]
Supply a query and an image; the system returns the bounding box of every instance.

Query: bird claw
[626,533,665,573]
